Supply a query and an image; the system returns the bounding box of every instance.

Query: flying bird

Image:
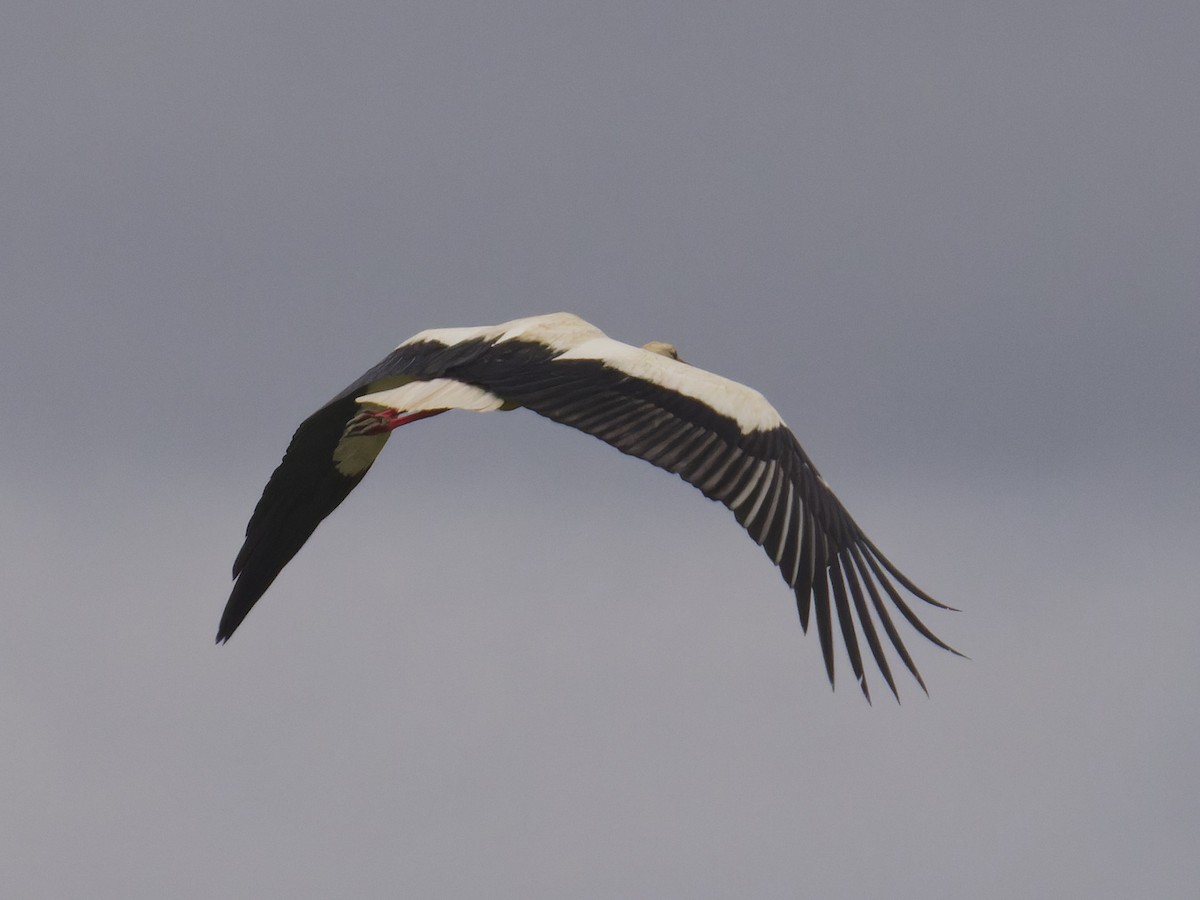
[221,312,959,701]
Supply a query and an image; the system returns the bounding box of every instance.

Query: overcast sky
[2,2,1198,897]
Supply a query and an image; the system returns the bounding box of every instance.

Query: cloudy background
[3,2,1197,897]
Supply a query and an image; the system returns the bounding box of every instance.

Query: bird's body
[222,312,957,701]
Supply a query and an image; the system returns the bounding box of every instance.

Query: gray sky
[3,2,1198,897]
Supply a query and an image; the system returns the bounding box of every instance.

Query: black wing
[219,337,501,642]
[448,342,960,702]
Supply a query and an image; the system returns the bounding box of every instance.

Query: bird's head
[642,340,684,363]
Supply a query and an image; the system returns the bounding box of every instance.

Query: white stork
[221,312,959,701]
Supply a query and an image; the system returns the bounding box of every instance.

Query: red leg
[344,407,447,437]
